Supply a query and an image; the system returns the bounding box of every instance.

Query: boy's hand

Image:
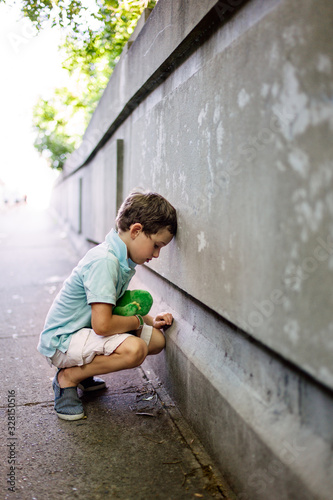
[153,312,173,330]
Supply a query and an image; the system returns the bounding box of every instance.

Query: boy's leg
[58,335,148,389]
[146,327,166,355]
[78,326,165,391]
[58,328,165,389]
[54,330,166,420]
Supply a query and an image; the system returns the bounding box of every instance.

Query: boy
[37,191,177,420]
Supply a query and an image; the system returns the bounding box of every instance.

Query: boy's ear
[130,223,143,239]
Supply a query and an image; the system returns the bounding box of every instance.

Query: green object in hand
[113,290,153,317]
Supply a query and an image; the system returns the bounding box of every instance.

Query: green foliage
[63,1,157,78]
[33,88,87,170]
[20,0,84,31]
[4,0,157,169]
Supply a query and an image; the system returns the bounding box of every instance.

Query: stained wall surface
[58,0,333,390]
[52,0,333,497]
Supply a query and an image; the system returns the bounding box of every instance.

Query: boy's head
[116,191,177,237]
[116,191,177,265]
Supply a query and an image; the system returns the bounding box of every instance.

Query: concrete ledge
[134,266,333,500]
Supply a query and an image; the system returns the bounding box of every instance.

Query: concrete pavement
[0,204,234,500]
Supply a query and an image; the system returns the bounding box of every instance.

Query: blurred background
[0,0,151,210]
[0,2,64,209]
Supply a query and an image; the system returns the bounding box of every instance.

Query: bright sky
[0,2,68,207]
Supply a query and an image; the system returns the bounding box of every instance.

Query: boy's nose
[153,248,160,258]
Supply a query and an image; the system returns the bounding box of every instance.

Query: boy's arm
[91,303,140,336]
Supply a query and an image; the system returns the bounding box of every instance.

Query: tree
[1,0,157,169]
[33,88,87,169]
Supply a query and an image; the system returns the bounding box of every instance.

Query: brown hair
[116,191,177,236]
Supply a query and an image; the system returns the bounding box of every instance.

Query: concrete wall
[52,0,333,498]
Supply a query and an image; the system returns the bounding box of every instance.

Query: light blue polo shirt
[37,229,137,358]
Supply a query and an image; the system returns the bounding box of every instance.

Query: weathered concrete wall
[52,0,333,498]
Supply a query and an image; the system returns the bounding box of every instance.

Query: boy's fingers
[164,314,173,325]
[153,313,174,329]
[158,313,173,322]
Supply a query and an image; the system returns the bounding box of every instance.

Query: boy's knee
[122,337,148,367]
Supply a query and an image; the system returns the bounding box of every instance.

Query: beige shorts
[49,324,153,369]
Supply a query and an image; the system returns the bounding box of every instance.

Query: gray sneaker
[52,370,85,421]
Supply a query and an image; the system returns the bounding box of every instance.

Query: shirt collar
[105,228,137,271]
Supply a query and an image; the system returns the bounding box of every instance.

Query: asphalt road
[0,204,232,500]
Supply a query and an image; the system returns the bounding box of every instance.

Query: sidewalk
[0,204,234,500]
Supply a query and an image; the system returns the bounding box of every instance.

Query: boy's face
[128,225,173,265]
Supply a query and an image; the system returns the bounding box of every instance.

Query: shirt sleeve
[82,257,119,305]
